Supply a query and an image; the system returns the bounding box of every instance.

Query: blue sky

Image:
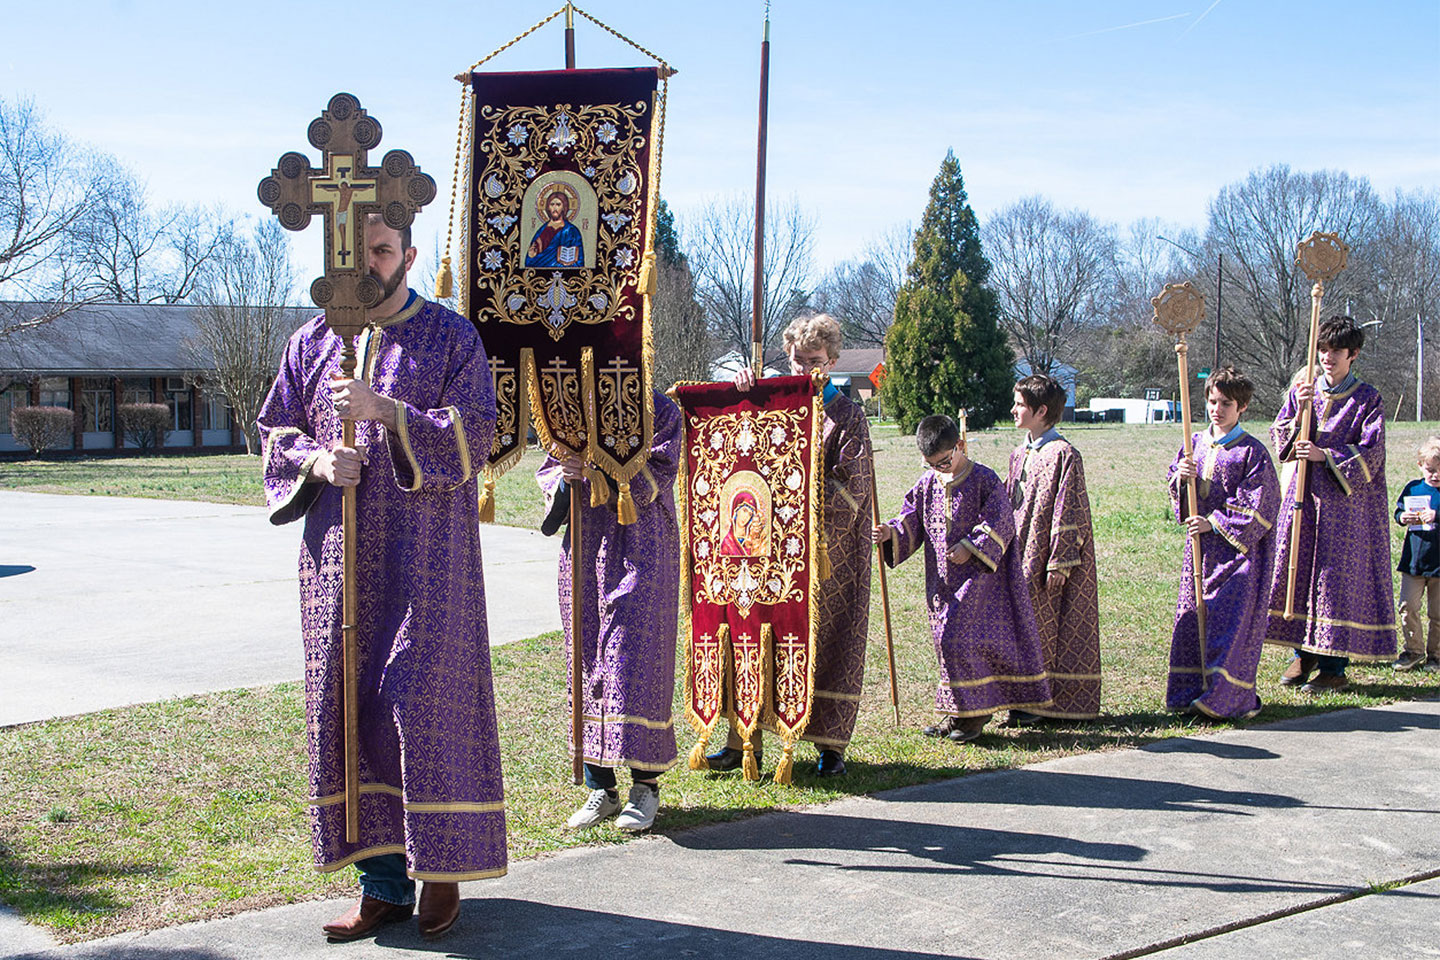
[4,1,1436,283]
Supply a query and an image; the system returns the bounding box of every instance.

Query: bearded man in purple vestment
[874,415,1053,743]
[1168,368,1281,719]
[538,391,682,833]
[705,312,873,779]
[1265,316,1397,692]
[1005,374,1102,724]
[258,216,505,943]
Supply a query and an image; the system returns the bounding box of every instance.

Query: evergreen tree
[653,197,684,267]
[883,150,1014,433]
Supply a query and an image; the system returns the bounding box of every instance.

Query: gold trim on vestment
[372,294,426,329]
[316,844,407,874]
[834,486,860,512]
[1261,638,1398,662]
[1045,671,1102,681]
[1047,558,1082,571]
[1171,665,1255,689]
[1189,699,1261,721]
[440,405,474,493]
[1264,610,1397,631]
[962,538,997,572]
[938,700,1053,719]
[403,800,506,814]
[582,755,679,773]
[813,688,863,702]
[945,672,1050,689]
[263,428,321,521]
[409,867,508,882]
[309,783,404,806]
[637,463,660,505]
[583,711,675,731]
[1348,444,1372,483]
[976,522,1004,550]
[1026,708,1102,720]
[1054,523,1081,534]
[393,401,424,492]
[1208,515,1247,555]
[1231,504,1273,530]
[1322,448,1353,496]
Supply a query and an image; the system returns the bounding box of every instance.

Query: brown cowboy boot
[321,896,413,941]
[417,881,460,939]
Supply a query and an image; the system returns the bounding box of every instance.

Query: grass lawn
[2,421,1438,941]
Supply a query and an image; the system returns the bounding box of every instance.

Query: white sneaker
[614,784,659,832]
[565,789,621,830]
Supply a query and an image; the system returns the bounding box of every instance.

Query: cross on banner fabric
[673,376,824,783]
[464,68,660,521]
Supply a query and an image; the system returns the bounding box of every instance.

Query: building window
[0,386,26,434]
[200,390,231,430]
[123,378,153,405]
[81,380,113,432]
[166,387,192,431]
[37,377,70,409]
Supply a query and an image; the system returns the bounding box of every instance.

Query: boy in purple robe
[1167,367,1280,719]
[1265,316,1397,691]
[538,391,682,832]
[707,311,873,778]
[873,415,1052,742]
[1005,374,1102,723]
[258,217,505,942]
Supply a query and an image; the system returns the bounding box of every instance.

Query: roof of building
[833,347,885,376]
[0,301,313,378]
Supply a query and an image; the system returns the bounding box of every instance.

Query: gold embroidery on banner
[487,351,528,475]
[524,349,586,455]
[687,406,815,617]
[474,100,650,339]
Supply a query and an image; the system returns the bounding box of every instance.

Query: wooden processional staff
[1152,282,1209,666]
[867,445,901,726]
[258,94,436,841]
[1283,231,1349,620]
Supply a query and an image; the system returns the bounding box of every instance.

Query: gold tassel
[585,464,606,508]
[774,742,795,785]
[688,739,708,771]
[477,473,496,523]
[637,251,657,297]
[741,738,760,781]
[616,480,637,525]
[435,256,453,299]
[818,530,833,581]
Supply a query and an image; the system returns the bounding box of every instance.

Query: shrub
[119,402,172,453]
[9,406,74,454]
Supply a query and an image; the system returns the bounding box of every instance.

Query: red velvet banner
[674,375,823,783]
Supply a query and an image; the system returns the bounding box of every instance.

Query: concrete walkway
[0,491,560,726]
[5,699,1437,960]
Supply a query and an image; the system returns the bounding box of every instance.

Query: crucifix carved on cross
[257,92,437,374]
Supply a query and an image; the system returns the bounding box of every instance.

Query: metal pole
[751,12,771,378]
[564,3,575,69]
[1420,312,1425,423]
[1215,253,1222,368]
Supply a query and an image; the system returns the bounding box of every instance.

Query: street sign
[1196,367,1211,380]
[869,362,887,388]
[1144,388,1161,401]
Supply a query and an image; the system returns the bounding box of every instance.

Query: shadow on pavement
[367,899,970,959]
[11,950,233,960]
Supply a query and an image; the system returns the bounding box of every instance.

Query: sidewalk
[0,491,560,726]
[5,699,1436,960]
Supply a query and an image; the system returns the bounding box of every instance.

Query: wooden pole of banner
[1151,283,1208,677]
[1284,231,1349,620]
[564,2,585,786]
[750,9,770,379]
[868,451,900,726]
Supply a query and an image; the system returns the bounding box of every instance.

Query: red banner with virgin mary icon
[673,375,823,784]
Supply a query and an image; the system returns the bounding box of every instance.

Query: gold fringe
[616,480,637,524]
[774,743,795,785]
[586,463,606,507]
[435,256,453,299]
[687,739,708,771]
[638,250,657,297]
[477,470,496,523]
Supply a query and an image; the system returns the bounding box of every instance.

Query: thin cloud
[1061,12,1192,42]
[1181,0,1224,37]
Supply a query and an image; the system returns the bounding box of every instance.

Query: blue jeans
[1295,650,1349,677]
[357,853,414,905]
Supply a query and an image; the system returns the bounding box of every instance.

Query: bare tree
[186,219,297,453]
[0,97,107,338]
[69,159,232,304]
[811,222,912,348]
[685,195,815,358]
[983,196,1118,377]
[651,257,714,390]
[1200,165,1382,399]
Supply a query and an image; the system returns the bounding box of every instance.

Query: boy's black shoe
[705,747,758,771]
[817,750,846,777]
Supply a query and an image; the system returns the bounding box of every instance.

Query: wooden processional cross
[257,92,436,842]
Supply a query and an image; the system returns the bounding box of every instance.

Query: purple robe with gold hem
[538,391,681,774]
[1005,436,1102,719]
[258,293,507,882]
[1167,429,1280,718]
[882,461,1053,718]
[1264,378,1397,660]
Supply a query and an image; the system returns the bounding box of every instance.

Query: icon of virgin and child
[718,472,772,558]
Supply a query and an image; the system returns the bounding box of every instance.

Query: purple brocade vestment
[883,461,1053,718]
[1167,430,1281,718]
[1264,379,1397,661]
[258,294,507,881]
[1005,436,1102,719]
[538,391,682,774]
